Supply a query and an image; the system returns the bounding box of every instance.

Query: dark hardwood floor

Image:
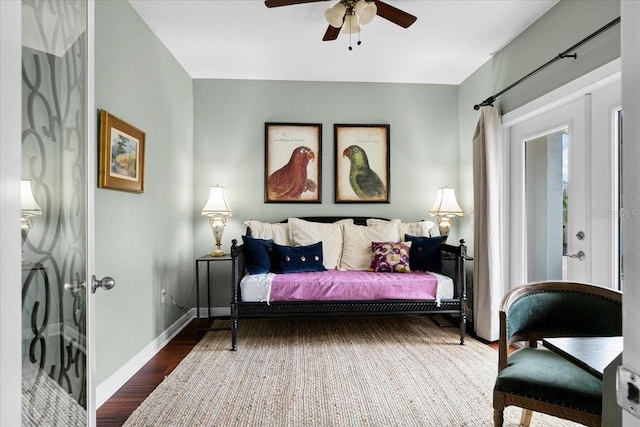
[97,318,214,426]
[96,318,498,426]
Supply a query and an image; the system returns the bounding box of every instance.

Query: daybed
[230,216,468,351]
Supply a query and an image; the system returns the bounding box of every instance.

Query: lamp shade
[21,180,42,216]
[342,13,361,34]
[354,0,377,25]
[201,185,232,217]
[428,187,463,217]
[325,2,346,28]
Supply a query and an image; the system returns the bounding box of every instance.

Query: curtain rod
[473,16,621,111]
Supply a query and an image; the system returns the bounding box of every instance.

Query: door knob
[563,250,585,261]
[91,275,115,293]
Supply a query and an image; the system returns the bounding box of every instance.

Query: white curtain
[472,106,504,342]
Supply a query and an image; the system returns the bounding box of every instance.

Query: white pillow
[288,218,354,269]
[366,218,436,239]
[244,220,291,245]
[401,220,436,238]
[339,219,401,271]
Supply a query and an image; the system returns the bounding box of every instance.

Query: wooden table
[542,336,623,379]
[542,336,623,426]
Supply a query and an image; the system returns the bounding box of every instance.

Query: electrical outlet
[617,365,640,418]
[161,289,166,304]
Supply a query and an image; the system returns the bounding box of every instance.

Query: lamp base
[437,217,453,240]
[208,216,227,257]
[210,248,225,257]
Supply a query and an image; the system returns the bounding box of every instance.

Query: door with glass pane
[591,85,623,290]
[21,1,93,425]
[509,81,621,288]
[510,98,588,284]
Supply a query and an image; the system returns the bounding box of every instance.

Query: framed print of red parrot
[265,123,322,203]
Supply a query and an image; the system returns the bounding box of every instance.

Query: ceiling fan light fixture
[264,0,416,45]
[354,0,376,25]
[342,13,360,34]
[325,2,346,28]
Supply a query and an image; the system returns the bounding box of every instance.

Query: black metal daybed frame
[229,216,468,351]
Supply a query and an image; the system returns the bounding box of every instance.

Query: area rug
[22,362,86,426]
[124,316,579,426]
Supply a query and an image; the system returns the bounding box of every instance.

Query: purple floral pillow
[369,241,412,273]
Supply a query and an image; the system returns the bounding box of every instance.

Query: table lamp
[201,185,232,256]
[21,179,42,262]
[428,186,463,238]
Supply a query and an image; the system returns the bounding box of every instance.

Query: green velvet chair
[493,281,622,426]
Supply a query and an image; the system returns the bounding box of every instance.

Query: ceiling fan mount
[264,0,417,45]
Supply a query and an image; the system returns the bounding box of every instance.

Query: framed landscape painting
[334,124,390,203]
[265,122,322,203]
[98,110,145,193]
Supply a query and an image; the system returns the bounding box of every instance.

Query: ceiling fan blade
[374,0,417,28]
[265,0,327,8]
[323,24,341,41]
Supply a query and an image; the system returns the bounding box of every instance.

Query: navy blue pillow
[404,234,446,272]
[242,235,273,274]
[271,242,326,274]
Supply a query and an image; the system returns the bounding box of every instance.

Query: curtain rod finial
[473,96,495,111]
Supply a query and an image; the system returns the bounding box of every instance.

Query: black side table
[195,254,232,332]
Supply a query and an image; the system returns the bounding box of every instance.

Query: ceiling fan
[264,0,417,44]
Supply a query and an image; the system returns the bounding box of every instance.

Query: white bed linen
[239,272,275,303]
[239,271,455,304]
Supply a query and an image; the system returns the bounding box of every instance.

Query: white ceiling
[129,0,559,85]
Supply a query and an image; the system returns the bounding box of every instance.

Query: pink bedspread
[269,270,439,302]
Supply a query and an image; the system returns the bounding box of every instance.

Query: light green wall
[95,0,194,385]
[457,0,620,254]
[193,80,460,306]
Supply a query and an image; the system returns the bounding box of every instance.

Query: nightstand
[195,254,232,332]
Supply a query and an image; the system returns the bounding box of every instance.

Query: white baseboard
[96,306,230,408]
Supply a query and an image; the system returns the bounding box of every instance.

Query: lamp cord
[166,276,198,317]
[168,293,190,315]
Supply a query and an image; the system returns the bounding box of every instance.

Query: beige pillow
[366,218,436,239]
[339,220,401,271]
[244,220,291,245]
[288,218,354,269]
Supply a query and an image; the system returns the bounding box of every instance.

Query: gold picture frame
[98,110,145,193]
[334,124,390,203]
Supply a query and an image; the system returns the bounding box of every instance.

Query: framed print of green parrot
[334,124,390,203]
[265,123,322,203]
